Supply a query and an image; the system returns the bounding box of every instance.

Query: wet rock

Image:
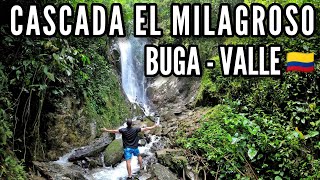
[47,151,58,161]
[27,172,46,180]
[32,161,90,180]
[161,111,175,121]
[167,119,178,128]
[45,95,108,161]
[104,139,124,166]
[150,163,179,180]
[142,117,154,125]
[154,126,163,136]
[150,142,163,152]
[140,152,148,158]
[163,126,177,136]
[135,117,159,135]
[144,116,154,122]
[188,111,194,116]
[184,165,198,180]
[172,156,188,169]
[133,120,142,126]
[138,139,147,146]
[68,134,113,162]
[138,172,152,180]
[145,135,152,143]
[156,149,187,172]
[150,137,171,152]
[156,149,184,161]
[81,160,89,168]
[85,157,103,168]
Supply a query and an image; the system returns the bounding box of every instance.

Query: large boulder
[103,139,123,166]
[150,163,179,180]
[68,134,113,162]
[32,161,92,179]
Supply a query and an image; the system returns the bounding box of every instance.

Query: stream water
[53,37,160,180]
[90,37,159,179]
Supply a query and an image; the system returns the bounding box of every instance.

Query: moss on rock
[156,149,187,172]
[104,139,123,166]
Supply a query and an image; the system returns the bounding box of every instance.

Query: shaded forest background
[0,0,320,179]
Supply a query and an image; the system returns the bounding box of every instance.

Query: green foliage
[0,1,129,175]
[185,2,320,179]
[178,105,320,179]
[0,64,26,179]
[83,59,131,128]
[0,148,26,180]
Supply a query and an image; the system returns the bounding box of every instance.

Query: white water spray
[118,37,151,114]
[91,135,159,180]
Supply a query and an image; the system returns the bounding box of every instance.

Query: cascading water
[53,37,160,180]
[118,37,151,114]
[89,37,159,179]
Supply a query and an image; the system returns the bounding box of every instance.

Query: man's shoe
[127,177,132,180]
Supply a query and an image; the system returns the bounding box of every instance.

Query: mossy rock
[156,149,186,172]
[139,117,160,135]
[150,163,179,180]
[131,103,145,116]
[172,156,187,169]
[104,139,123,166]
[138,132,145,139]
[142,116,154,126]
[133,116,157,136]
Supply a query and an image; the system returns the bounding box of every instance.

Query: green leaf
[66,69,72,76]
[39,84,47,90]
[248,148,258,160]
[231,137,239,144]
[43,65,55,82]
[52,90,59,95]
[275,176,282,180]
[52,53,59,61]
[46,72,55,82]
[308,131,319,137]
[305,131,319,139]
[43,65,48,74]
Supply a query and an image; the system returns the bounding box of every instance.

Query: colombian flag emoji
[286,52,314,72]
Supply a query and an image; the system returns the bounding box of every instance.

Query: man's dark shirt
[119,127,141,148]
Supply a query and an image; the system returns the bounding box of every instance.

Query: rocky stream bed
[30,103,207,180]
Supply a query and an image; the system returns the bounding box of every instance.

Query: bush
[0,67,26,179]
[179,105,320,179]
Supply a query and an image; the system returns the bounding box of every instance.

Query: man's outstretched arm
[141,124,158,132]
[101,127,119,134]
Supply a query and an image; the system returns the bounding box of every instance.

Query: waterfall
[118,37,151,114]
[53,37,160,180]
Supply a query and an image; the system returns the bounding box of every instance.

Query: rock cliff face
[144,75,209,178]
[45,96,93,161]
[147,76,200,110]
[147,75,203,139]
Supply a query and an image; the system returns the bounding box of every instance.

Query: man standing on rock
[101,119,158,179]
